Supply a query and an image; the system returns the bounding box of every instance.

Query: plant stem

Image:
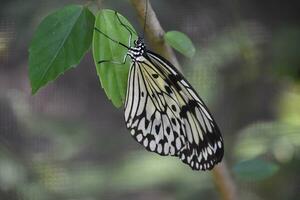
[212,162,238,200]
[130,1,239,200]
[130,0,180,70]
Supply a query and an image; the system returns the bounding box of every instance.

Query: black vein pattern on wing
[140,61,181,156]
[124,50,224,170]
[145,51,224,170]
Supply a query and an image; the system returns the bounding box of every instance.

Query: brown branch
[130,1,239,200]
[130,0,180,70]
[212,162,238,200]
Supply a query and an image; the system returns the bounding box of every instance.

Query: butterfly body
[124,37,224,170]
[127,38,147,61]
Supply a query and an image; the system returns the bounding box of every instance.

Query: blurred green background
[0,0,300,199]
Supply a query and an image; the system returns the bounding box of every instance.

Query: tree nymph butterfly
[94,8,224,171]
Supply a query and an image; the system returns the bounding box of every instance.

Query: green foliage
[233,159,279,181]
[92,9,137,108]
[110,152,213,196]
[234,121,300,162]
[165,31,196,58]
[28,6,196,108]
[278,85,300,126]
[0,153,26,190]
[272,27,300,81]
[29,5,95,94]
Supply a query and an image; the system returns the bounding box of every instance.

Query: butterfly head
[134,37,145,47]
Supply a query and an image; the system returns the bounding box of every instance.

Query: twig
[213,162,238,200]
[130,0,180,70]
[130,1,239,200]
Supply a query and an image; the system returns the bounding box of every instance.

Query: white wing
[124,51,224,170]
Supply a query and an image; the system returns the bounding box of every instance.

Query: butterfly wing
[124,51,224,170]
[125,57,186,157]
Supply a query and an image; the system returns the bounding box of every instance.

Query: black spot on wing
[171,118,177,126]
[171,105,177,111]
[152,74,159,78]
[164,85,172,94]
[179,100,198,118]
[168,73,182,92]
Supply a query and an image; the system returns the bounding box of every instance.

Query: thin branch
[130,0,180,70]
[130,1,239,200]
[213,162,238,200]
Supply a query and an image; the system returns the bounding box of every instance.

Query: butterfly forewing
[124,50,224,170]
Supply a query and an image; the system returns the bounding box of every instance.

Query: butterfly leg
[98,54,129,66]
[94,26,130,50]
[114,11,136,46]
[94,27,120,45]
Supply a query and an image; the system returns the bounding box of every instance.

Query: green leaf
[92,9,137,108]
[233,159,279,181]
[164,31,196,58]
[29,5,95,94]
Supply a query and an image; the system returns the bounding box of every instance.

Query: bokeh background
[1,0,300,199]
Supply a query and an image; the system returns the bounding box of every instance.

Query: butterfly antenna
[142,0,149,39]
[115,11,137,36]
[94,27,130,49]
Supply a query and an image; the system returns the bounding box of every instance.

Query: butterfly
[95,12,224,171]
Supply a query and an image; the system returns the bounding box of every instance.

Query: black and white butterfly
[95,12,224,171]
